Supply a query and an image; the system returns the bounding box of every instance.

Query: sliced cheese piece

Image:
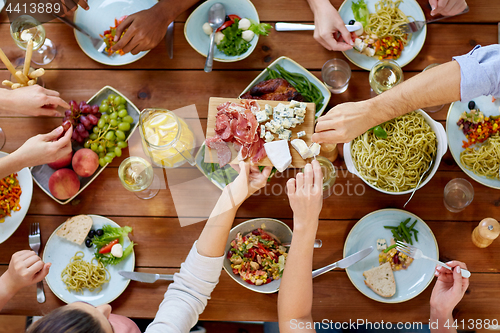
[309,142,321,157]
[264,140,292,172]
[291,139,313,159]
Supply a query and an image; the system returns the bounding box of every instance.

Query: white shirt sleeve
[145,241,225,333]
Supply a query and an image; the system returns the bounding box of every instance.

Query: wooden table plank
[0,24,495,71]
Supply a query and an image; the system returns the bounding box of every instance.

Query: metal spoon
[403,158,434,207]
[204,3,225,73]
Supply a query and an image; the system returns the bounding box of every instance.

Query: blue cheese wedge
[376,239,387,251]
[291,139,313,159]
[256,111,269,123]
[290,118,300,127]
[296,116,305,124]
[274,103,286,113]
[297,130,306,138]
[278,129,292,141]
[260,125,266,138]
[281,109,294,118]
[299,102,307,109]
[264,104,272,116]
[294,107,306,117]
[289,100,300,108]
[282,118,292,129]
[264,140,292,172]
[264,131,274,143]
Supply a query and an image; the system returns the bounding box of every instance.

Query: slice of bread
[363,262,396,297]
[56,215,93,245]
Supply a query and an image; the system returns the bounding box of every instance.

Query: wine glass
[118,156,160,200]
[10,15,57,65]
[0,127,5,151]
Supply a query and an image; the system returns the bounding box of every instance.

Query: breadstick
[0,48,23,83]
[15,71,29,85]
[28,68,45,79]
[11,83,22,89]
[27,79,36,86]
[2,80,14,87]
[23,39,33,77]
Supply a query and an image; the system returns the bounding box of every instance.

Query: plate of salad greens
[184,0,271,62]
[239,56,331,118]
[43,215,135,306]
[338,0,426,70]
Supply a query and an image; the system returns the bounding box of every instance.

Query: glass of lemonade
[118,157,160,200]
[139,109,196,168]
[10,15,57,65]
[369,60,404,95]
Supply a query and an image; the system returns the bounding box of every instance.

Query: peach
[49,169,80,200]
[72,148,99,177]
[48,151,73,170]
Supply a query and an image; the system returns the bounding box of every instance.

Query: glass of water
[443,178,474,213]
[321,59,351,94]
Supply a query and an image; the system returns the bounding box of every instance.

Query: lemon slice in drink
[158,116,176,131]
[148,113,169,128]
[145,131,160,146]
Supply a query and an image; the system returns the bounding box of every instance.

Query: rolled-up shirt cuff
[187,241,225,282]
[453,45,500,102]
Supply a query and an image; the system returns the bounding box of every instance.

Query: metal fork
[396,241,471,278]
[403,158,434,207]
[398,7,469,34]
[28,223,45,303]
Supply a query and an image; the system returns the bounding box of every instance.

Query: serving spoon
[204,3,225,73]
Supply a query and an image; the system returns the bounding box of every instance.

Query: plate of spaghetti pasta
[338,0,426,70]
[447,96,500,189]
[0,151,33,244]
[43,215,135,306]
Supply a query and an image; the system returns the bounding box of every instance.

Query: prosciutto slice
[207,101,266,167]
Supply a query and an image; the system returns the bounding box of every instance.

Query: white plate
[446,96,500,189]
[73,0,157,66]
[43,215,135,306]
[338,0,427,70]
[0,152,33,244]
[344,209,438,303]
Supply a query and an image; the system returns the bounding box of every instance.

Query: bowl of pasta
[343,109,447,195]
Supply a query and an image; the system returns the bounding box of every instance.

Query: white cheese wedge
[264,140,292,172]
[376,238,387,251]
[291,139,313,159]
[309,142,321,157]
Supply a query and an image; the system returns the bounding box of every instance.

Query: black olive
[468,101,475,110]
[225,15,230,22]
[96,229,103,236]
[88,230,95,238]
[349,19,355,25]
[85,238,92,248]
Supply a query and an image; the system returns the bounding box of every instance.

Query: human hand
[286,160,323,230]
[12,125,73,169]
[429,0,468,16]
[228,162,272,204]
[312,100,376,144]
[311,0,353,51]
[4,85,70,117]
[430,261,469,317]
[2,251,51,295]
[111,4,171,55]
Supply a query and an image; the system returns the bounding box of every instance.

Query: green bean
[384,244,397,253]
[414,232,418,242]
[384,226,398,229]
[408,220,418,231]
[401,223,412,241]
[402,218,411,226]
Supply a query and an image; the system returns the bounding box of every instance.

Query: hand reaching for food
[308,0,353,51]
[429,0,468,16]
[430,260,469,318]
[12,125,73,169]
[0,85,70,117]
[286,160,323,228]
[2,251,51,294]
[229,162,272,203]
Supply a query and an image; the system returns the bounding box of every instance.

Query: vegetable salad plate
[447,95,500,189]
[338,0,426,70]
[73,0,157,66]
[0,152,33,244]
[344,209,438,303]
[184,0,260,62]
[43,215,135,306]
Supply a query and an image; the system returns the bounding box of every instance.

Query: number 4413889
[445,319,499,330]
[6,2,61,14]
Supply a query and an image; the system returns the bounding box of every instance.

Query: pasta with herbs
[351,112,437,192]
[61,251,110,294]
[460,135,500,179]
[365,0,411,43]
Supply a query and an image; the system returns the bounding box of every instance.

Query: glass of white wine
[118,156,160,200]
[369,60,404,95]
[10,15,57,65]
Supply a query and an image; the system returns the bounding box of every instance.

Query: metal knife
[166,22,174,59]
[119,271,175,283]
[312,246,373,278]
[275,22,360,33]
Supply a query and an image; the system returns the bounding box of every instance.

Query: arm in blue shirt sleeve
[453,44,500,102]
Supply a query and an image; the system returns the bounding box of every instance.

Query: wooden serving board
[205,97,316,168]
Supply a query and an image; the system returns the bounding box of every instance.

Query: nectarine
[49,169,80,200]
[72,148,99,177]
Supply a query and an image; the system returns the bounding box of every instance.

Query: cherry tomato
[98,239,119,254]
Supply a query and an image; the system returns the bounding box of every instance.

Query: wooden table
[1,0,499,325]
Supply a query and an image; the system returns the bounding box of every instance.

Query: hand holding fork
[28,223,50,303]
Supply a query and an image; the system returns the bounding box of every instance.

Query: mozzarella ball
[202,22,213,35]
[353,21,364,36]
[111,243,123,258]
[238,18,251,30]
[242,30,255,42]
[215,31,225,45]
